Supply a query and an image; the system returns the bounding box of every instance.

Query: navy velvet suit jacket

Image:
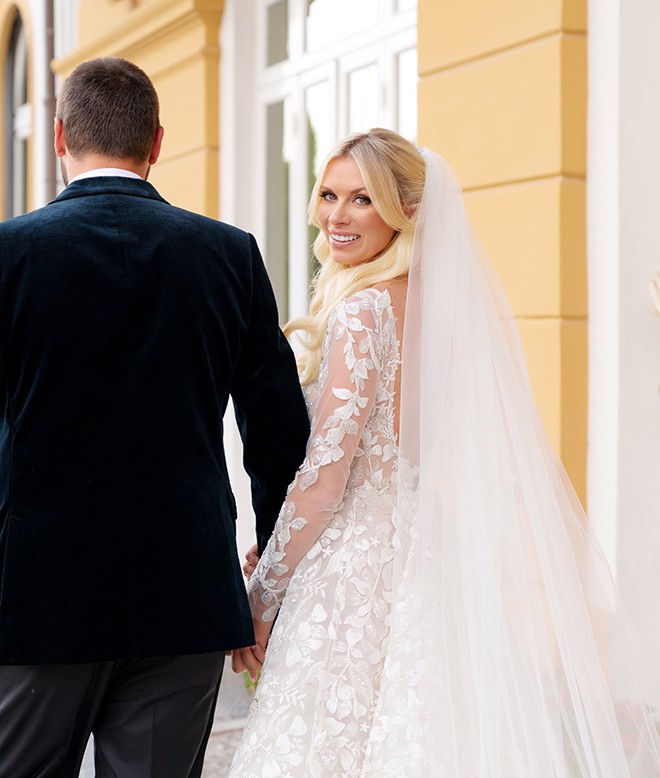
[0,176,310,665]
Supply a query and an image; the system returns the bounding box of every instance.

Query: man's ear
[148,126,165,166]
[54,117,66,158]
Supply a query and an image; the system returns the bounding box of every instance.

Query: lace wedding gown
[227,148,660,777]
[228,286,403,778]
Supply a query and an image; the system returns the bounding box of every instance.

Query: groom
[0,58,309,777]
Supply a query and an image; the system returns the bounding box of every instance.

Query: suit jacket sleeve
[231,234,310,553]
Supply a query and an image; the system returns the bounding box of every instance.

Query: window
[256,0,418,320]
[5,13,30,218]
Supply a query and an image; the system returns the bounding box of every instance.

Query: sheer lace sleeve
[247,290,388,623]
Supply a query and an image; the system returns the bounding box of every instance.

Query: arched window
[5,12,30,218]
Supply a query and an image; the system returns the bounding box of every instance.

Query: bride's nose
[329,201,350,225]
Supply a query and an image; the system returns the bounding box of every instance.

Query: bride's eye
[320,191,337,201]
[355,195,371,205]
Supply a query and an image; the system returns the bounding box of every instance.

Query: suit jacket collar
[48,176,169,206]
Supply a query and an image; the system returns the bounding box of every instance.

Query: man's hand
[243,543,260,579]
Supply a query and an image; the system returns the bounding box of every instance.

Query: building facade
[2,0,660,683]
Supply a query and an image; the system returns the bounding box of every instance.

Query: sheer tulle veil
[372,149,660,776]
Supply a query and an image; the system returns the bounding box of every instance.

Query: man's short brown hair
[56,57,160,164]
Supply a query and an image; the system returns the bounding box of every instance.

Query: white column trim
[586,0,620,578]
[220,0,259,557]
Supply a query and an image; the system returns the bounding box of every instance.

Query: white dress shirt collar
[68,168,143,185]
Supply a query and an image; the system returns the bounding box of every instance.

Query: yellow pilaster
[418,0,588,503]
[52,0,223,218]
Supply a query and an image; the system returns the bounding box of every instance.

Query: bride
[228,128,660,777]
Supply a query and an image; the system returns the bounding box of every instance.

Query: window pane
[306,0,378,52]
[306,81,331,284]
[397,48,417,143]
[348,63,379,134]
[12,24,27,108]
[265,99,291,321]
[306,81,332,181]
[54,0,80,59]
[267,0,288,67]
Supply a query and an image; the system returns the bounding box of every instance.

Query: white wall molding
[586,0,620,576]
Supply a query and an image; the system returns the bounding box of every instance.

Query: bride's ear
[403,201,418,220]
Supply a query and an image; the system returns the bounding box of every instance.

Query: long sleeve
[231,235,311,552]
[248,291,387,623]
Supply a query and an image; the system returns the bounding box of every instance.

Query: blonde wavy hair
[284,128,426,386]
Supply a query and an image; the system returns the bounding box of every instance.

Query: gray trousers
[0,652,225,778]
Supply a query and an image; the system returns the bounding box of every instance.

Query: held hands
[243,543,259,579]
[230,543,268,680]
[230,619,272,681]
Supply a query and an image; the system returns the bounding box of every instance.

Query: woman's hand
[243,543,260,579]
[252,616,272,655]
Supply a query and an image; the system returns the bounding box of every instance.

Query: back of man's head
[56,57,160,164]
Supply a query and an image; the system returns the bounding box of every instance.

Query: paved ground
[201,727,246,778]
[79,655,253,777]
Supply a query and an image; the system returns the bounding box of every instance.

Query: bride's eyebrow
[320,185,370,196]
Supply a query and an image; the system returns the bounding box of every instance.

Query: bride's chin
[333,258,373,268]
[331,252,378,268]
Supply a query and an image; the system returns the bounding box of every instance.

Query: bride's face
[317,156,397,267]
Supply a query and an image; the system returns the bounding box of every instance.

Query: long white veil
[374,149,660,776]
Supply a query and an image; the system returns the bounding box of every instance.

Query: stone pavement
[201,727,245,778]
[79,655,253,778]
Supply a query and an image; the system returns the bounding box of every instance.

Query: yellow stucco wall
[418,0,588,503]
[52,0,223,218]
